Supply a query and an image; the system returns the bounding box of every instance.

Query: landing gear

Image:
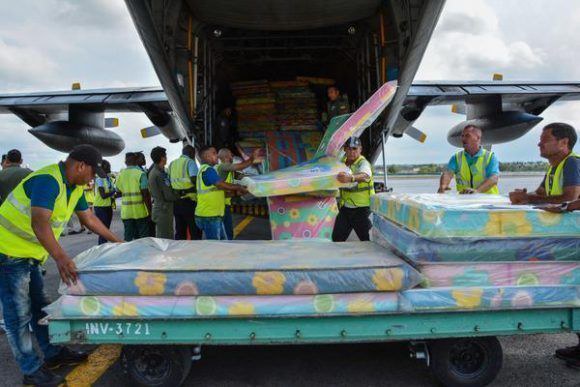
[121,345,200,386]
[427,337,503,387]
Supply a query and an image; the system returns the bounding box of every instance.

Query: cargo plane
[1,0,579,161]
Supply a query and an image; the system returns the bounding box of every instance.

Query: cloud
[0,38,59,90]
[416,0,545,80]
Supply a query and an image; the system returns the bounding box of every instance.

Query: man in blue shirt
[510,123,579,204]
[438,125,500,194]
[0,145,123,386]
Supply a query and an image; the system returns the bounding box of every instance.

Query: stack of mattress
[271,80,318,131]
[47,239,423,318]
[371,193,580,312]
[233,80,278,132]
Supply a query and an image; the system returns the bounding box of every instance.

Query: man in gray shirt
[0,149,32,204]
[148,146,179,239]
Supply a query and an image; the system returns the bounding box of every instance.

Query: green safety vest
[195,164,225,217]
[0,164,84,262]
[94,177,113,208]
[117,168,149,220]
[545,152,579,196]
[339,156,375,208]
[168,155,197,201]
[455,149,499,194]
[216,164,234,206]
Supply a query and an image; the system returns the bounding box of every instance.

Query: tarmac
[0,212,578,386]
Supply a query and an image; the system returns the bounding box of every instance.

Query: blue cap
[345,137,362,148]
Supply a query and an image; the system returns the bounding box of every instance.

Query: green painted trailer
[48,307,580,386]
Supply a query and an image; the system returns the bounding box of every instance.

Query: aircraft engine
[29,121,125,156]
[447,111,543,147]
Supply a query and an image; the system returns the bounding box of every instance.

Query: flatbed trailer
[48,307,580,386]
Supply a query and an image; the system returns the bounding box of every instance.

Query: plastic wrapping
[420,262,580,287]
[46,292,400,318]
[371,213,580,262]
[400,285,579,312]
[316,81,397,157]
[371,193,580,238]
[62,238,423,296]
[267,195,338,240]
[240,156,351,197]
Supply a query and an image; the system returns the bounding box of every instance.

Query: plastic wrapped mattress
[370,193,580,239]
[61,238,423,296]
[47,292,400,318]
[371,213,580,262]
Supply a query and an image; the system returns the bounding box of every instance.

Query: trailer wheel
[121,345,193,386]
[428,337,502,387]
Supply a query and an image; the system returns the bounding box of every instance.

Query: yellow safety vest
[545,152,579,196]
[195,164,225,217]
[94,177,113,207]
[339,156,375,208]
[455,149,499,194]
[168,155,197,201]
[216,164,234,206]
[0,164,84,262]
[116,168,149,220]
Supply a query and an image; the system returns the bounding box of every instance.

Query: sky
[0,0,579,170]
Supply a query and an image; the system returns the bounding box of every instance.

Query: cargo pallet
[48,307,580,386]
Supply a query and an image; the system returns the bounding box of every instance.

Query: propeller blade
[405,126,427,143]
[451,104,466,115]
[105,118,119,128]
[140,126,162,138]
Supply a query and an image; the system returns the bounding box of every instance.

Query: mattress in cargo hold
[370,193,580,238]
[61,238,423,296]
[371,213,580,262]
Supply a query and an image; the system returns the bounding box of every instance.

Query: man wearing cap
[116,152,152,241]
[438,125,500,194]
[216,147,262,240]
[0,149,32,205]
[332,137,375,242]
[169,145,202,240]
[0,145,122,386]
[149,146,179,239]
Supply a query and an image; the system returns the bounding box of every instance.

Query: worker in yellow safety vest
[195,145,248,240]
[509,122,580,205]
[168,145,202,240]
[515,123,580,368]
[438,125,500,195]
[93,159,117,244]
[216,147,263,240]
[0,145,122,385]
[116,152,151,241]
[332,137,375,242]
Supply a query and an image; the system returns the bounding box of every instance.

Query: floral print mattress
[61,238,422,296]
[371,213,580,262]
[48,285,579,319]
[370,193,580,239]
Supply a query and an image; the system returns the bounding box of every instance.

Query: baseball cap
[344,137,362,148]
[69,144,106,178]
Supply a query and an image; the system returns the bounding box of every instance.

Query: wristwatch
[560,201,570,212]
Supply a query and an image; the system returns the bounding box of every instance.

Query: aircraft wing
[0,86,182,155]
[382,80,580,152]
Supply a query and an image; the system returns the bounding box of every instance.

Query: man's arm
[525,186,580,204]
[337,172,370,184]
[31,207,77,285]
[221,149,263,173]
[474,175,499,193]
[438,171,454,193]
[215,180,248,195]
[76,209,123,243]
[141,189,152,213]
